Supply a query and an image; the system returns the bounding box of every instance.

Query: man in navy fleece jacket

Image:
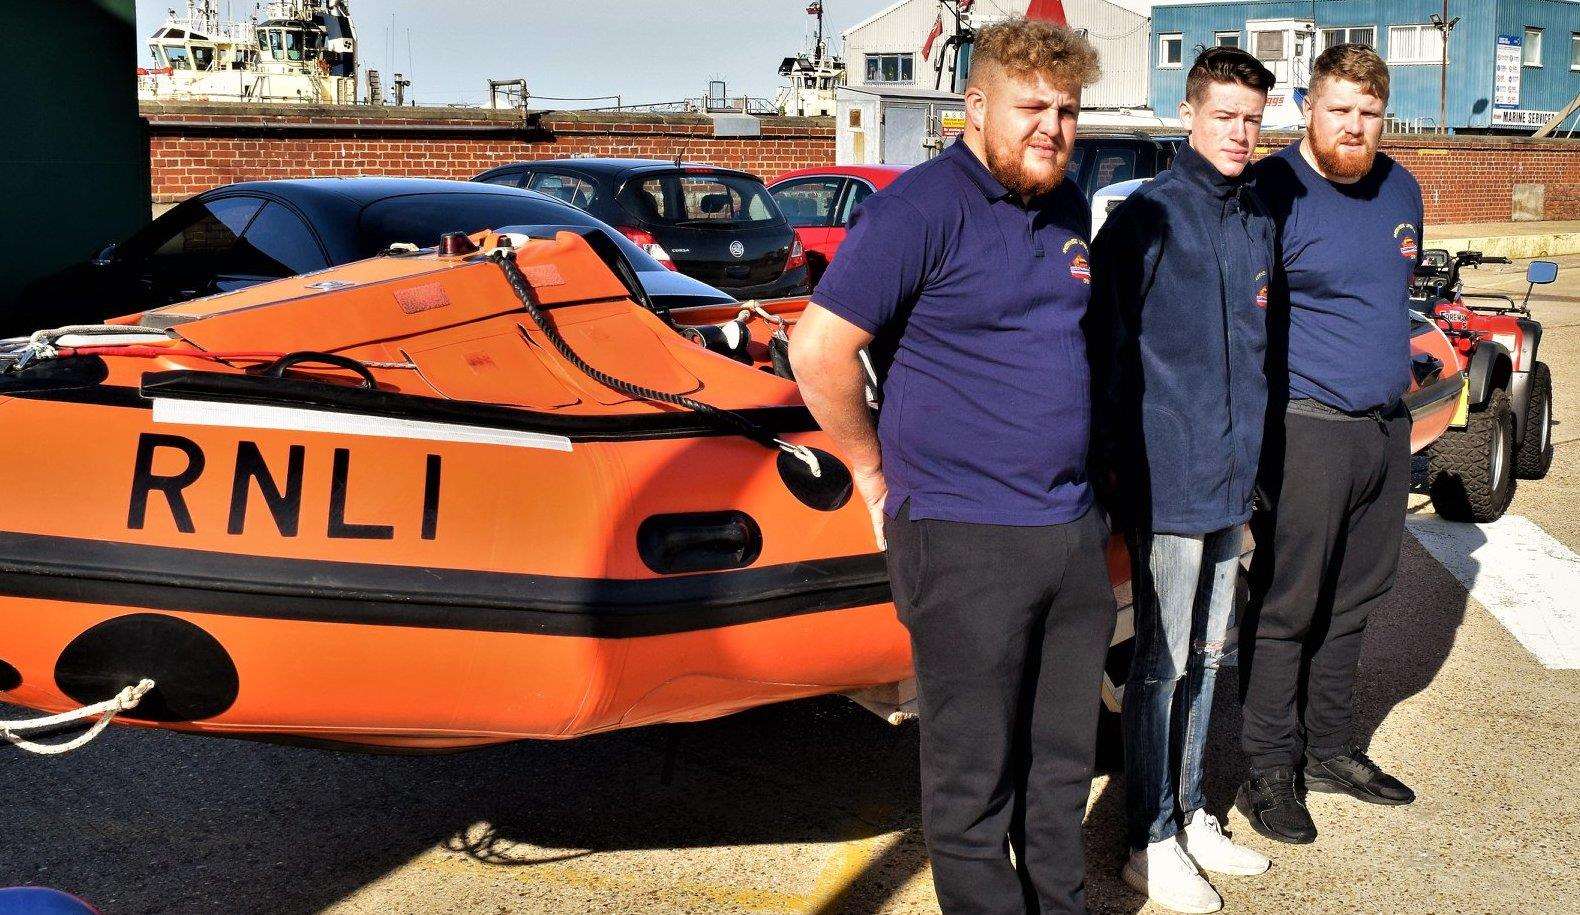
[1090,46,1278,913]
[1237,44,1423,846]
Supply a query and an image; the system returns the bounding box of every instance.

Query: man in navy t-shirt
[790,19,1115,915]
[1237,45,1422,846]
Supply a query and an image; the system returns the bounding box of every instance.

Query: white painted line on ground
[1407,514,1580,669]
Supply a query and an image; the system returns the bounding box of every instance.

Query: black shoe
[1304,747,1416,806]
[1235,766,1317,845]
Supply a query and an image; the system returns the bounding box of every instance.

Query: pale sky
[134,0,884,108]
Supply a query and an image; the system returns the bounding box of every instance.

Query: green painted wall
[0,0,150,310]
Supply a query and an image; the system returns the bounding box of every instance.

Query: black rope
[490,251,781,450]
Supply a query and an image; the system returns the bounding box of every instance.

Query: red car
[768,165,907,284]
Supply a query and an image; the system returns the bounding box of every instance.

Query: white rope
[1,679,155,756]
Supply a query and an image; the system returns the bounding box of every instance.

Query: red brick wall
[142,104,1578,224]
[143,104,834,203]
[1256,133,1579,225]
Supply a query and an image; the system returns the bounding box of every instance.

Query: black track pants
[885,503,1118,915]
[1239,406,1412,769]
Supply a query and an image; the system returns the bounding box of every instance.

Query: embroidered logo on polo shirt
[1394,223,1418,260]
[1063,238,1091,285]
[1254,269,1268,309]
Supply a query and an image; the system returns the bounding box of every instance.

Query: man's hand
[853,465,889,550]
[789,303,888,550]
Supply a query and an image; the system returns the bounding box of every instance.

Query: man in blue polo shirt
[790,19,1112,915]
[1237,45,1422,846]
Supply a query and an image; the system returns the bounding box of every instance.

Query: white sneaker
[1121,835,1223,914]
[1181,808,1272,876]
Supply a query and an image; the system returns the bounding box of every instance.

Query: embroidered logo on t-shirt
[1394,223,1418,260]
[1063,238,1091,284]
[1254,270,1269,309]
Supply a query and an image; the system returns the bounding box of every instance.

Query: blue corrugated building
[1148,0,1580,132]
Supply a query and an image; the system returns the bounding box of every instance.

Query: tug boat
[0,228,1459,751]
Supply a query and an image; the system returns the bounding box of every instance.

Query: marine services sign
[1490,108,1558,127]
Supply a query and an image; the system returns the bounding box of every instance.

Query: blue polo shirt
[1254,145,1423,413]
[812,140,1094,525]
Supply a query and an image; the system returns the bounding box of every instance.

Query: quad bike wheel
[1516,361,1554,480]
[1427,388,1517,522]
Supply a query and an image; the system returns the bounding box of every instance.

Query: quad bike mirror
[1527,260,1558,285]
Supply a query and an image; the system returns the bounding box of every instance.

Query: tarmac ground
[3,256,1578,915]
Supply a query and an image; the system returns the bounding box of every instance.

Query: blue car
[16,177,735,337]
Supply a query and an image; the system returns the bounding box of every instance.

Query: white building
[842,0,1154,110]
[836,0,1166,164]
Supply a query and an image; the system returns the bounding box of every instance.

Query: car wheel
[1515,361,1554,480]
[1426,388,1517,522]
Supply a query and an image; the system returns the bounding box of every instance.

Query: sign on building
[1495,34,1522,109]
[1490,108,1558,127]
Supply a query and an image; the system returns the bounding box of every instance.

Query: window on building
[1159,33,1183,68]
[1387,24,1445,64]
[1321,26,1376,50]
[1216,31,1240,48]
[1253,30,1286,61]
[864,53,914,84]
[1571,32,1579,70]
[1523,27,1542,67]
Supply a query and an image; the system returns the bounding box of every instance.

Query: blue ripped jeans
[1122,526,1242,850]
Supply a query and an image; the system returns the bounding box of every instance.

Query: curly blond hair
[967,18,1101,90]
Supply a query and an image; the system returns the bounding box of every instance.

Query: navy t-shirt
[1254,145,1424,413]
[812,140,1094,525]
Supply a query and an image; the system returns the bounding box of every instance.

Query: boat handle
[262,351,377,389]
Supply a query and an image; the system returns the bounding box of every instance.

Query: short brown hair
[1311,43,1390,103]
[967,17,1101,90]
[1185,46,1275,103]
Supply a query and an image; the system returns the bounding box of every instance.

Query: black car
[473,159,810,300]
[14,177,735,336]
[1066,131,1184,199]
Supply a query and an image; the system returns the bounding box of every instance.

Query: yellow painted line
[805,832,912,914]
[1416,148,1450,155]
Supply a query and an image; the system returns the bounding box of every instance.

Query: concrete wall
[144,104,835,203]
[1150,0,1580,129]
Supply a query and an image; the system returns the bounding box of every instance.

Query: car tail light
[616,226,677,271]
[784,238,806,274]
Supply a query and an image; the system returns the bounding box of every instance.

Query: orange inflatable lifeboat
[0,228,938,750]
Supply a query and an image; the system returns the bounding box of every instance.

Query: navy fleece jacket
[1089,143,1276,534]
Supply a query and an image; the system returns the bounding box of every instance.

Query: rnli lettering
[328,447,393,540]
[127,433,442,540]
[128,434,205,534]
[229,442,304,536]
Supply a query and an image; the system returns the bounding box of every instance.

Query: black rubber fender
[1465,341,1513,409]
[55,614,239,722]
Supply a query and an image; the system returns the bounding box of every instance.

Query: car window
[355,191,664,271]
[1091,147,1138,193]
[478,171,526,189]
[770,177,843,227]
[1065,145,1087,182]
[619,173,779,226]
[234,202,328,277]
[837,181,873,226]
[147,196,264,263]
[526,172,597,209]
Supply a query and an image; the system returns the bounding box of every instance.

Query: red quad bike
[1412,250,1560,522]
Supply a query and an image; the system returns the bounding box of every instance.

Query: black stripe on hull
[0,532,891,638]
